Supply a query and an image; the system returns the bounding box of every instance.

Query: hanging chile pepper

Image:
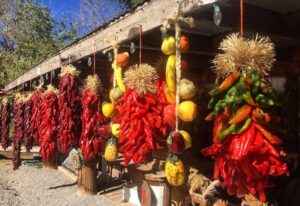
[24,94,34,151]
[38,85,58,161]
[113,64,169,165]
[30,86,43,144]
[79,75,106,160]
[58,65,82,153]
[202,34,289,202]
[1,98,11,150]
[12,94,25,170]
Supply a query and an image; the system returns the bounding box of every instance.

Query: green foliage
[119,0,146,7]
[0,0,78,85]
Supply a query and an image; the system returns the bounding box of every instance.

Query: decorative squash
[178,101,197,122]
[179,36,189,53]
[102,102,116,118]
[116,52,129,67]
[161,36,176,55]
[179,78,197,99]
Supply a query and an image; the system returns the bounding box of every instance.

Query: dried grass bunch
[45,84,58,95]
[60,65,80,77]
[2,97,8,105]
[213,33,275,78]
[123,64,159,94]
[84,75,101,95]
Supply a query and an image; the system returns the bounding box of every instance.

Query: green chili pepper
[218,124,236,142]
[208,96,220,110]
[250,70,260,96]
[235,117,252,134]
[255,94,275,106]
[260,80,276,97]
[213,99,227,115]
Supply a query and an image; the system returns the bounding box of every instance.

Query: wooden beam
[5,0,220,90]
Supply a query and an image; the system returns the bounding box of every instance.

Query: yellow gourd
[165,154,185,187]
[166,55,176,93]
[104,138,118,162]
[115,66,126,92]
[179,130,192,149]
[111,123,121,137]
[102,102,116,118]
[178,101,197,122]
[161,36,176,55]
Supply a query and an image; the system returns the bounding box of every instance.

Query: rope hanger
[240,0,244,37]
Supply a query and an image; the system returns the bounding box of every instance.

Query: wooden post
[172,186,187,206]
[43,151,58,169]
[77,159,98,196]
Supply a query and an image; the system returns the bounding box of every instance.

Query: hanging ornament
[161,1,195,188]
[213,4,222,26]
[130,42,136,54]
[203,33,288,203]
[87,57,92,67]
[52,70,56,79]
[108,52,113,62]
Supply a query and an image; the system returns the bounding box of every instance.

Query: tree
[0,0,78,85]
[75,0,146,35]
[120,0,146,8]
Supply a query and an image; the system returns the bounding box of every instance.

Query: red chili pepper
[254,123,282,145]
[1,100,11,150]
[114,80,168,164]
[58,71,81,153]
[229,104,252,125]
[12,98,25,170]
[79,77,106,161]
[38,89,58,161]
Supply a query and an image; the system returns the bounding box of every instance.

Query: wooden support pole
[43,151,58,169]
[77,159,98,196]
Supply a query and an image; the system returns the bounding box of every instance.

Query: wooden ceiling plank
[6,0,220,90]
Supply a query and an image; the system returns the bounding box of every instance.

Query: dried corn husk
[213,33,275,79]
[123,64,158,94]
[83,75,101,95]
[60,65,80,77]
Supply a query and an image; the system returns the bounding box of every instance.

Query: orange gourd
[179,36,189,53]
[116,52,129,67]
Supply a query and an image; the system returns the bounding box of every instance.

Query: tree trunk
[77,159,97,196]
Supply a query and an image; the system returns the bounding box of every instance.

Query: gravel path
[0,165,113,206]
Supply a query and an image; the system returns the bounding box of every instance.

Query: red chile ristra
[114,80,168,165]
[24,94,34,151]
[30,87,43,145]
[38,85,58,161]
[58,66,81,153]
[79,75,106,160]
[1,98,11,150]
[13,95,25,170]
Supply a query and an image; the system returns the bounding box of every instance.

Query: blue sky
[37,0,80,20]
[36,0,127,35]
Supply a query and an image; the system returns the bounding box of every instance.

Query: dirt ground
[0,164,113,206]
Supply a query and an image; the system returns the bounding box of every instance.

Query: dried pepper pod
[30,86,43,144]
[1,97,11,150]
[12,94,25,170]
[79,75,106,160]
[58,65,82,153]
[38,85,58,161]
[202,33,288,202]
[114,64,169,165]
[24,93,34,151]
